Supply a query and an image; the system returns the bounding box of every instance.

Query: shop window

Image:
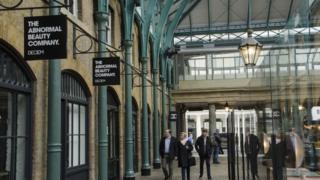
[61,71,89,179]
[65,0,82,20]
[106,7,114,46]
[0,43,33,180]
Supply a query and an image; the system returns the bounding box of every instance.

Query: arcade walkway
[136,156,267,180]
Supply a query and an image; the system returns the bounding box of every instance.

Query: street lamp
[239,29,263,66]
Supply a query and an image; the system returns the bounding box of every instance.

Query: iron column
[161,78,167,133]
[152,69,161,168]
[124,40,135,179]
[95,0,109,179]
[141,57,151,175]
[47,1,61,180]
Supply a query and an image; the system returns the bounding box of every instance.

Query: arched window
[0,41,34,180]
[61,71,90,180]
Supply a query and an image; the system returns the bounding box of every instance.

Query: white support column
[242,110,245,139]
[237,111,241,149]
[209,104,216,136]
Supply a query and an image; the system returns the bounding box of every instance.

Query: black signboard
[93,57,120,86]
[169,111,177,121]
[24,15,67,60]
[272,109,281,120]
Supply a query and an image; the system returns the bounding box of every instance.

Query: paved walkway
[136,155,267,180]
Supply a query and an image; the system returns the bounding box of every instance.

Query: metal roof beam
[150,0,175,69]
[266,0,272,28]
[247,0,252,29]
[178,0,202,25]
[163,0,190,49]
[140,0,157,57]
[227,0,230,29]
[174,23,287,36]
[310,0,320,15]
[207,0,212,31]
[286,0,294,23]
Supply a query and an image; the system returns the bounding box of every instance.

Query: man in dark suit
[195,128,213,180]
[245,128,261,180]
[159,129,177,180]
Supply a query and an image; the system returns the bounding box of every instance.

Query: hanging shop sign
[93,57,120,86]
[169,111,177,121]
[272,109,281,120]
[24,15,67,60]
[311,106,320,121]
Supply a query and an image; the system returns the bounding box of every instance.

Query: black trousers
[181,167,190,180]
[247,154,258,180]
[200,157,211,178]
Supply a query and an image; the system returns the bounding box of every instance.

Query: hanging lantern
[224,102,229,112]
[239,29,263,66]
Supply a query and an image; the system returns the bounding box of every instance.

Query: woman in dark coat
[177,132,193,180]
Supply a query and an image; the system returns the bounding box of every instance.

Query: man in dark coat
[245,128,261,180]
[159,129,177,180]
[195,128,213,180]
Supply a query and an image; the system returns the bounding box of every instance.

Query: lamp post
[239,29,263,66]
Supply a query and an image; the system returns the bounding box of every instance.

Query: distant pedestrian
[188,132,193,144]
[159,129,177,180]
[177,132,193,180]
[195,128,213,180]
[245,128,260,180]
[213,129,222,164]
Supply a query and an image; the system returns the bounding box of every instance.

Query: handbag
[189,156,196,166]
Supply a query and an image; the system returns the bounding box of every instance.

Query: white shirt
[165,137,171,153]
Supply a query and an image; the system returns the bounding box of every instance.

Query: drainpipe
[47,1,61,180]
[95,0,109,179]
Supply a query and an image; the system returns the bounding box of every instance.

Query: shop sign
[169,111,177,121]
[93,57,120,86]
[272,109,281,120]
[24,15,67,60]
[311,106,320,121]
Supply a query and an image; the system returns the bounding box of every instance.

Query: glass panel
[72,135,79,166]
[16,138,26,180]
[68,103,72,168]
[80,135,85,165]
[16,94,27,180]
[0,91,12,179]
[73,104,79,135]
[72,104,79,166]
[17,94,27,137]
[80,105,85,134]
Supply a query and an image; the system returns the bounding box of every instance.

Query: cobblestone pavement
[136,155,267,180]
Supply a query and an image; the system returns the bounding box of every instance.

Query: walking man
[245,128,260,180]
[195,128,213,180]
[213,129,222,164]
[159,129,177,180]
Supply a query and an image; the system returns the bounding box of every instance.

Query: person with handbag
[177,132,194,180]
[195,128,213,180]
